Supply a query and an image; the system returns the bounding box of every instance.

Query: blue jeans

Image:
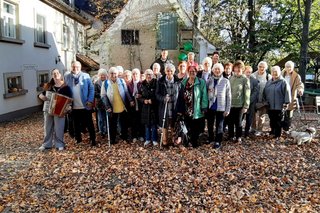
[97,109,107,134]
[145,124,157,141]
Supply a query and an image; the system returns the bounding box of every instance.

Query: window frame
[121,29,140,45]
[62,24,70,50]
[3,72,28,99]
[1,1,16,39]
[36,70,50,91]
[33,12,50,48]
[0,0,25,44]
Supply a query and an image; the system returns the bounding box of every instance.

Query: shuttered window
[158,13,178,50]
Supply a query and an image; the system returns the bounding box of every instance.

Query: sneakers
[133,138,138,143]
[144,140,151,147]
[213,142,221,149]
[255,131,262,136]
[152,141,158,146]
[139,137,144,142]
[58,147,64,151]
[237,138,242,143]
[39,145,46,151]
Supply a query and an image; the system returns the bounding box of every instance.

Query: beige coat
[281,70,304,111]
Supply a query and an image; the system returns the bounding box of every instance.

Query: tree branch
[308,29,320,42]
[297,0,304,23]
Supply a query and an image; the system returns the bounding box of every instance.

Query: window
[121,30,139,45]
[1,1,16,38]
[35,14,46,43]
[3,72,28,98]
[62,24,69,50]
[78,31,84,52]
[158,13,178,49]
[36,70,49,91]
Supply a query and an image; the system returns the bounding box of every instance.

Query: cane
[298,94,308,125]
[160,96,169,148]
[106,111,111,147]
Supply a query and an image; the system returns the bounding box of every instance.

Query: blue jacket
[64,71,94,110]
[263,77,291,110]
[101,78,132,111]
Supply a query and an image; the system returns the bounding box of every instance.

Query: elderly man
[281,61,304,132]
[101,67,134,144]
[64,61,96,146]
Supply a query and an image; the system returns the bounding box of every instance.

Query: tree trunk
[298,0,312,84]
[248,0,255,50]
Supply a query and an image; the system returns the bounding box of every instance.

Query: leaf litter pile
[0,112,319,212]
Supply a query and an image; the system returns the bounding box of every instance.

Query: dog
[290,127,316,145]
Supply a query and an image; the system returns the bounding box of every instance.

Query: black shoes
[213,142,221,149]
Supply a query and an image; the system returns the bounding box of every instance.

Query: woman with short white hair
[206,63,231,149]
[281,60,304,132]
[127,68,144,142]
[101,67,134,144]
[197,57,212,84]
[156,63,181,145]
[251,61,272,135]
[263,66,291,140]
[152,63,161,79]
[138,69,158,146]
[187,52,199,70]
[123,70,132,84]
[94,68,108,138]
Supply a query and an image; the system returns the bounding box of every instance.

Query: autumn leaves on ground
[0,112,319,212]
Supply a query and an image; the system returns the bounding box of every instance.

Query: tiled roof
[76,54,100,70]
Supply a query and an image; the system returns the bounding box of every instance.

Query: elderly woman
[281,61,304,132]
[123,70,132,84]
[228,60,250,143]
[197,56,212,84]
[127,68,144,142]
[177,65,208,147]
[156,63,181,145]
[177,61,188,81]
[263,66,291,139]
[251,61,272,136]
[94,68,108,138]
[207,63,231,149]
[187,52,199,70]
[101,67,134,144]
[152,63,162,80]
[138,69,158,146]
[38,69,72,151]
[116,66,124,79]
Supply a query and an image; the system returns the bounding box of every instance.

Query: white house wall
[0,0,86,121]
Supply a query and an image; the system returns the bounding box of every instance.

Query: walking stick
[160,97,169,148]
[106,111,111,147]
[298,94,308,125]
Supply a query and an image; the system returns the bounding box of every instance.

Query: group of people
[38,49,304,151]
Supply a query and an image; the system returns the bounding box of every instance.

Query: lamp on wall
[55,55,61,64]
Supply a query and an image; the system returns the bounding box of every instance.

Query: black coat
[150,57,170,76]
[156,75,181,126]
[138,79,158,125]
[94,80,104,109]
